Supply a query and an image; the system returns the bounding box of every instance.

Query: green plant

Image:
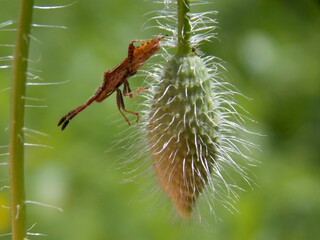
[9,0,34,238]
[3,1,66,238]
[138,0,256,217]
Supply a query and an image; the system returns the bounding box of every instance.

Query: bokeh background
[1,0,319,239]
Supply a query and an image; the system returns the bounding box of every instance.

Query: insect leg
[123,79,132,98]
[116,88,140,125]
[123,79,148,98]
[127,38,151,64]
[127,40,136,63]
[129,38,151,45]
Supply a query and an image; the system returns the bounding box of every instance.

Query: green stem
[176,0,192,56]
[9,0,34,239]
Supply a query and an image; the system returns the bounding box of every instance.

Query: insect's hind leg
[129,38,152,45]
[116,88,139,125]
[127,38,152,63]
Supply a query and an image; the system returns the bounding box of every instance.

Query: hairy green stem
[9,0,34,239]
[177,0,192,56]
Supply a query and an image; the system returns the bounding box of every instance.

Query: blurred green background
[1,0,319,239]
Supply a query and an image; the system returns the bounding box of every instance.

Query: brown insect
[58,35,164,130]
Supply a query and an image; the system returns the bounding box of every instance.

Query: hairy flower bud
[147,55,219,217]
[133,0,256,218]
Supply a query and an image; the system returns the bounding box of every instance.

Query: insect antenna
[58,95,97,130]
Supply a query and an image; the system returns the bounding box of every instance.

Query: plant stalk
[9,0,34,239]
[177,0,192,56]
